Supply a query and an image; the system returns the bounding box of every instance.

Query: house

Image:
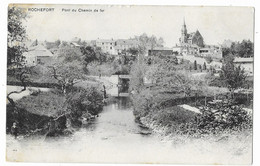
[199,45,223,59]
[70,42,81,48]
[148,47,174,56]
[95,39,117,55]
[114,39,139,55]
[23,44,54,66]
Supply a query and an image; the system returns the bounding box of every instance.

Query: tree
[203,62,207,70]
[55,39,61,47]
[8,5,28,67]
[222,40,254,58]
[127,47,139,56]
[95,47,107,65]
[205,56,213,64]
[220,54,247,97]
[80,46,98,72]
[49,60,85,94]
[7,6,31,105]
[135,33,165,56]
[129,59,148,93]
[194,60,197,70]
[47,48,86,94]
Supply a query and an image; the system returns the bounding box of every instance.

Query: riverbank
[131,82,253,162]
[135,101,252,164]
[6,80,105,138]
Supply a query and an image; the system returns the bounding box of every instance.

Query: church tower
[180,18,187,44]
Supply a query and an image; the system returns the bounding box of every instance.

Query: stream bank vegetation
[130,54,253,143]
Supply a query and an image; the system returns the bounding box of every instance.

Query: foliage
[45,41,59,50]
[147,106,197,132]
[220,55,247,93]
[57,46,83,62]
[87,62,117,76]
[16,90,65,117]
[80,46,110,72]
[7,90,68,136]
[147,60,204,97]
[222,40,254,58]
[203,62,207,70]
[205,56,213,64]
[8,5,28,67]
[48,58,86,94]
[134,33,164,56]
[126,47,139,56]
[193,60,197,70]
[178,102,252,136]
[80,46,98,67]
[129,59,148,93]
[65,86,104,127]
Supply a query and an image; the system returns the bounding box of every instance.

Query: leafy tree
[135,33,165,56]
[203,62,207,70]
[7,6,31,106]
[8,5,28,67]
[80,46,98,72]
[55,40,61,47]
[58,46,82,62]
[47,55,86,94]
[129,59,148,93]
[145,56,203,97]
[220,54,247,97]
[94,47,107,65]
[194,60,197,70]
[222,40,254,58]
[127,47,139,56]
[205,56,213,64]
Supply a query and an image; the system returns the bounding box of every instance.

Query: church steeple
[181,17,187,35]
[180,17,187,44]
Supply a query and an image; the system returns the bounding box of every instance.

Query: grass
[16,90,65,117]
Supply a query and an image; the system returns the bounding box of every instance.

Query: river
[6,96,173,163]
[6,85,252,164]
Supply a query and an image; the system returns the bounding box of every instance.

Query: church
[178,19,222,59]
[179,19,204,48]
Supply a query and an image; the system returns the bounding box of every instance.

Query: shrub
[65,86,104,127]
[178,101,252,136]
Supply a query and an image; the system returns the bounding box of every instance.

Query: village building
[23,43,54,66]
[95,39,117,55]
[148,47,174,56]
[70,42,81,48]
[95,38,139,55]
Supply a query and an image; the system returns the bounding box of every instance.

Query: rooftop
[233,57,253,63]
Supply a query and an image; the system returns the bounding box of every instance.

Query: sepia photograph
[6,4,254,164]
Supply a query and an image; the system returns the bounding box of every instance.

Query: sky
[18,4,254,47]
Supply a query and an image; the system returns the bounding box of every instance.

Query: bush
[178,102,252,136]
[65,86,104,127]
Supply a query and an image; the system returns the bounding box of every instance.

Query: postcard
[6,4,254,164]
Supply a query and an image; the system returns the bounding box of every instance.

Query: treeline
[222,39,253,58]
